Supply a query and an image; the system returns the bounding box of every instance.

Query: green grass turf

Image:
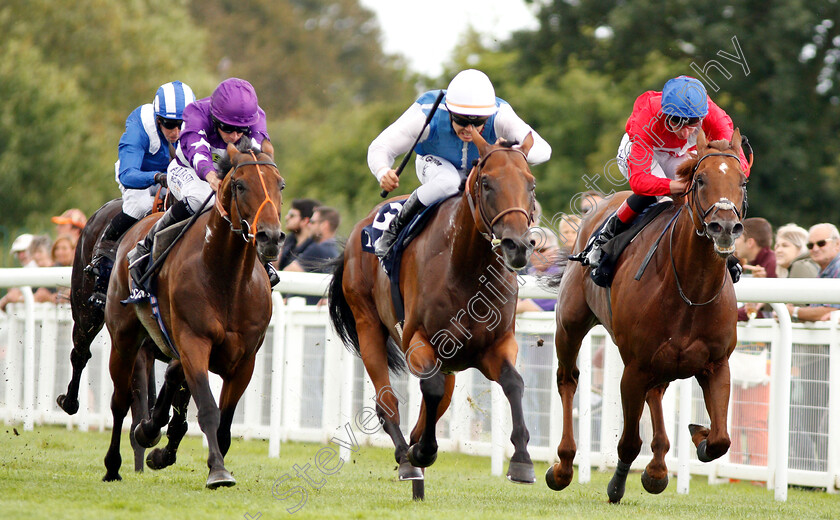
[0,424,836,519]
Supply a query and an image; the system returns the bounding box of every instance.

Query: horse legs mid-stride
[545,130,747,503]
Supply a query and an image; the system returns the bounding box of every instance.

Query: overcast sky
[358,0,540,78]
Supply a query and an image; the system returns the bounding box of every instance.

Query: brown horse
[328,128,538,497]
[545,130,747,503]
[102,140,284,488]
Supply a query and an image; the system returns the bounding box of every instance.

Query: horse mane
[675,139,733,183]
[215,139,261,179]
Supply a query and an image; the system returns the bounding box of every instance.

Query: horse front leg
[481,335,535,484]
[136,359,182,449]
[56,320,98,414]
[179,341,234,489]
[409,373,455,445]
[641,384,670,494]
[405,333,444,469]
[217,356,257,457]
[608,365,648,504]
[146,382,190,471]
[692,358,732,462]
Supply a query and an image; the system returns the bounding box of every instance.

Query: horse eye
[696,177,705,187]
[234,181,246,193]
[281,181,286,191]
[481,178,491,190]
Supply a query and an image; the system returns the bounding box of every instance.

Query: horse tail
[327,249,407,375]
[327,251,359,355]
[540,248,570,290]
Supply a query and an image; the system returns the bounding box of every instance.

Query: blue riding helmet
[154,81,196,120]
[660,76,708,119]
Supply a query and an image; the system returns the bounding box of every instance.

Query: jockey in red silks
[580,75,751,279]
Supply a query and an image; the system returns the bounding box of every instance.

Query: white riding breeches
[414,154,465,206]
[167,162,215,214]
[120,185,160,220]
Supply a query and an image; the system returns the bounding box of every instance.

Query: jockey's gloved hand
[154,172,168,188]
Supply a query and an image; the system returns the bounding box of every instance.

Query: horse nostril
[731,222,744,237]
[707,222,723,235]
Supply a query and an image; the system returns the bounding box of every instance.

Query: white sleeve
[492,104,552,166]
[367,103,430,181]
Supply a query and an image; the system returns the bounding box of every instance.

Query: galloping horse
[102,140,284,488]
[545,130,747,503]
[56,199,161,472]
[329,128,538,497]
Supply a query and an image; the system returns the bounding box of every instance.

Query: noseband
[465,147,534,247]
[684,152,746,238]
[215,151,282,243]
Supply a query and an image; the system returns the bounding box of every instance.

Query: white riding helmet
[445,69,497,117]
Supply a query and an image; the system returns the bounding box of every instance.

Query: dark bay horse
[545,130,747,503]
[102,140,284,488]
[56,198,161,472]
[329,128,538,498]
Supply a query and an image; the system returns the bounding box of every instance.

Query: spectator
[579,189,604,216]
[516,228,561,313]
[787,223,840,322]
[278,198,321,270]
[556,213,582,253]
[1,235,54,310]
[774,223,819,279]
[10,233,35,267]
[51,234,76,302]
[51,208,87,242]
[285,206,341,305]
[734,217,776,321]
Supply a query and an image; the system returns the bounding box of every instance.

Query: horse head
[218,140,286,263]
[678,128,747,256]
[467,127,537,271]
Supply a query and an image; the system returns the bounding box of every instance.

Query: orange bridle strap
[218,151,282,243]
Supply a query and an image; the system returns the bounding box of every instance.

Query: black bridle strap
[684,152,745,235]
[466,147,533,245]
[669,205,728,306]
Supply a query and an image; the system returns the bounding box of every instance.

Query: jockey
[87,80,195,308]
[127,77,280,291]
[580,75,751,280]
[368,69,552,258]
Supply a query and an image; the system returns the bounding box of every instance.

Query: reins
[465,147,533,247]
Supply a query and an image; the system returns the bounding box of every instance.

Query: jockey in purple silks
[127,77,279,293]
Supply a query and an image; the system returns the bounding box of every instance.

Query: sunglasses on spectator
[450,113,489,128]
[807,238,836,250]
[157,117,183,130]
[213,116,250,135]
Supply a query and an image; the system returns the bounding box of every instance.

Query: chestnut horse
[328,129,538,498]
[545,130,747,503]
[102,140,284,488]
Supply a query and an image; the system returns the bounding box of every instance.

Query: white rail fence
[0,269,838,502]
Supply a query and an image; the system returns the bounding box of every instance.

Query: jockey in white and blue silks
[87,80,195,308]
[368,69,552,258]
[126,77,279,293]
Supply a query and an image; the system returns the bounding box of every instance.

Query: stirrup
[375,233,397,259]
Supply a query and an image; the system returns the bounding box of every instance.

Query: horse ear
[261,139,274,159]
[471,126,490,156]
[696,129,708,151]
[226,142,239,163]
[730,128,742,154]
[518,131,534,156]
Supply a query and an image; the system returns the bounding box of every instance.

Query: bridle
[670,150,746,306]
[215,150,283,243]
[683,152,747,239]
[465,147,534,248]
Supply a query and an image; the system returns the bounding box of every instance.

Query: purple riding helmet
[210,78,260,127]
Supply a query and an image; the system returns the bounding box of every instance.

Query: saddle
[588,201,672,287]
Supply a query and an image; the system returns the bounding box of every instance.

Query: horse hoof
[544,465,570,491]
[146,448,174,471]
[398,460,424,481]
[696,439,713,462]
[407,443,437,468]
[133,422,162,449]
[641,470,669,494]
[56,394,79,415]
[507,461,536,484]
[607,460,631,503]
[206,469,236,489]
[102,472,122,482]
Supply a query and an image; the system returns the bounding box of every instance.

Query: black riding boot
[582,213,630,268]
[127,200,192,290]
[86,211,139,309]
[727,255,743,283]
[375,192,427,258]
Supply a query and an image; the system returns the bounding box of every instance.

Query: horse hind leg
[147,382,190,471]
[641,384,670,494]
